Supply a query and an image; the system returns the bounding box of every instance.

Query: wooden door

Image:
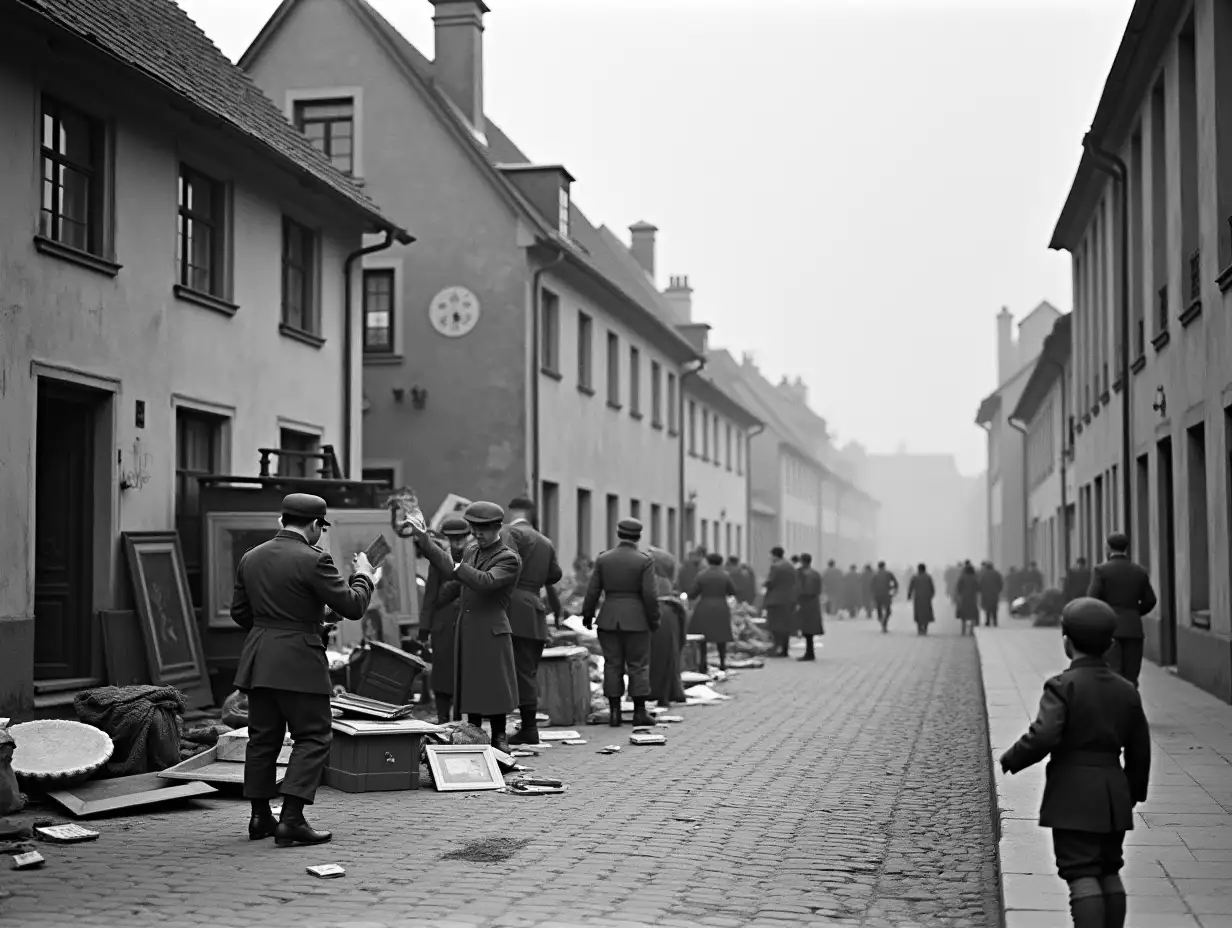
[34,385,98,680]
[1156,437,1177,666]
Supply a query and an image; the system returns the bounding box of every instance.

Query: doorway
[1156,437,1177,666]
[34,381,103,681]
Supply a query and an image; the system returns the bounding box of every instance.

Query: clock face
[429,286,481,338]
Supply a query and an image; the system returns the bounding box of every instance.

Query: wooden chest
[323,719,445,793]
[536,645,591,726]
[350,641,428,705]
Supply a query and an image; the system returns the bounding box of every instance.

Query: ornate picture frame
[322,509,419,647]
[204,512,281,630]
[120,532,208,690]
[424,744,503,792]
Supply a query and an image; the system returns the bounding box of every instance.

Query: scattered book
[35,824,99,843]
[629,733,667,746]
[306,864,346,879]
[330,693,416,720]
[12,851,44,869]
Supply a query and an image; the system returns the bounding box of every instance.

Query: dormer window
[558,186,570,237]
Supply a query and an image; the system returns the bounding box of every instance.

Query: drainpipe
[1007,418,1031,569]
[745,423,766,563]
[529,246,566,506]
[343,228,414,478]
[1083,133,1133,555]
[679,359,706,560]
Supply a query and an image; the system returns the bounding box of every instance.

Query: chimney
[629,221,657,280]
[664,275,692,323]
[677,322,710,354]
[430,0,488,134]
[996,306,1015,382]
[777,375,808,406]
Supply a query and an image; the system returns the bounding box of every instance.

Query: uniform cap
[281,493,330,526]
[463,500,505,526]
[616,518,643,539]
[1061,597,1117,653]
[440,516,471,537]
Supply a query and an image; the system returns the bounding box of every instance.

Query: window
[713,416,721,466]
[558,186,570,237]
[725,523,732,557]
[700,518,708,550]
[650,362,663,427]
[650,503,662,547]
[576,489,592,561]
[713,521,720,553]
[541,481,559,542]
[278,427,320,478]
[1187,423,1210,618]
[577,312,593,390]
[630,498,641,520]
[362,269,395,353]
[629,346,641,416]
[667,373,678,433]
[39,96,105,255]
[688,401,697,454]
[175,408,225,606]
[606,332,620,405]
[606,494,619,549]
[177,165,225,296]
[281,217,317,335]
[1150,80,1168,339]
[293,98,355,174]
[540,289,560,374]
[701,410,710,461]
[362,467,395,489]
[667,506,678,553]
[725,423,733,471]
[1094,474,1104,543]
[735,524,742,560]
[736,431,744,475]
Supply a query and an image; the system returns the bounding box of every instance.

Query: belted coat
[421,552,462,694]
[687,566,737,643]
[499,520,563,642]
[582,542,660,632]
[230,530,374,695]
[795,565,824,635]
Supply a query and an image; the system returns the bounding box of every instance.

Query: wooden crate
[681,634,706,673]
[536,645,591,727]
[324,719,445,793]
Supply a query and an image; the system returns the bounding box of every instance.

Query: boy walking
[999,597,1151,928]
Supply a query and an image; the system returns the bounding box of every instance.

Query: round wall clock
[428,286,481,338]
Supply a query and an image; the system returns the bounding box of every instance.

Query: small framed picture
[424,744,504,792]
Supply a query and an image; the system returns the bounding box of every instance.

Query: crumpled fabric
[74,685,186,776]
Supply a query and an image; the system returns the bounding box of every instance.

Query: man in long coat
[763,546,800,656]
[860,564,876,617]
[648,546,687,707]
[1088,532,1157,689]
[499,496,563,745]
[822,560,843,615]
[725,555,756,604]
[231,493,378,847]
[417,516,471,723]
[795,553,824,661]
[582,518,660,727]
[411,502,521,749]
[871,561,899,632]
[979,562,1004,627]
[906,564,935,635]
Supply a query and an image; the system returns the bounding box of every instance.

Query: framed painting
[322,509,419,648]
[430,493,471,531]
[121,532,209,693]
[424,744,504,792]
[204,512,280,630]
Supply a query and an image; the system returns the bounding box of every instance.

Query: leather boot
[1101,875,1127,928]
[509,706,540,745]
[631,699,654,727]
[1067,878,1105,928]
[434,693,452,725]
[489,714,509,753]
[608,698,623,727]
[248,800,277,840]
[274,797,331,848]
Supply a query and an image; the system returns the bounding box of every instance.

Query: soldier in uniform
[500,496,563,745]
[416,516,471,723]
[409,502,521,749]
[581,518,660,727]
[1000,597,1151,928]
[763,546,800,656]
[230,493,380,847]
[1088,532,1157,689]
[794,553,824,661]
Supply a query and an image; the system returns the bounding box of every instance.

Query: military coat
[230,530,374,695]
[582,542,660,632]
[499,520,563,642]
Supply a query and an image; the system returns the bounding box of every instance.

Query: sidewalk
[977,624,1232,928]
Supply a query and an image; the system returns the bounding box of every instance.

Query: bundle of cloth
[74,685,186,776]
[648,546,688,707]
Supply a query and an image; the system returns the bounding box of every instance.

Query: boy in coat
[999,597,1151,928]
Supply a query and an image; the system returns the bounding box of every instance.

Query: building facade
[241,0,704,569]
[975,301,1063,572]
[1048,0,1232,701]
[0,0,405,715]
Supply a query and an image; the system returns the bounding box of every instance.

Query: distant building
[0,0,407,715]
[1048,0,1232,701]
[242,0,704,567]
[1008,315,1074,589]
[974,301,1063,572]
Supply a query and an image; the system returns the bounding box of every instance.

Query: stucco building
[1008,315,1075,589]
[0,0,406,715]
[1048,0,1232,700]
[242,0,716,569]
[974,301,1063,573]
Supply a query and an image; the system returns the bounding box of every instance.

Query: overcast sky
[180,0,1129,476]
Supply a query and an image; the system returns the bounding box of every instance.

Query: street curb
[972,631,1008,928]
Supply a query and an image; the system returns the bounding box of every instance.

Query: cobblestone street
[1,610,1000,928]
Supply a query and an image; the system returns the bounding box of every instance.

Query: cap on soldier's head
[463,500,505,527]
[1107,531,1129,553]
[799,553,813,565]
[281,493,330,526]
[616,518,643,540]
[1061,597,1117,654]
[440,515,471,537]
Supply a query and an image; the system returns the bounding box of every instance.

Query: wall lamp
[1152,385,1166,418]
[393,385,430,410]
